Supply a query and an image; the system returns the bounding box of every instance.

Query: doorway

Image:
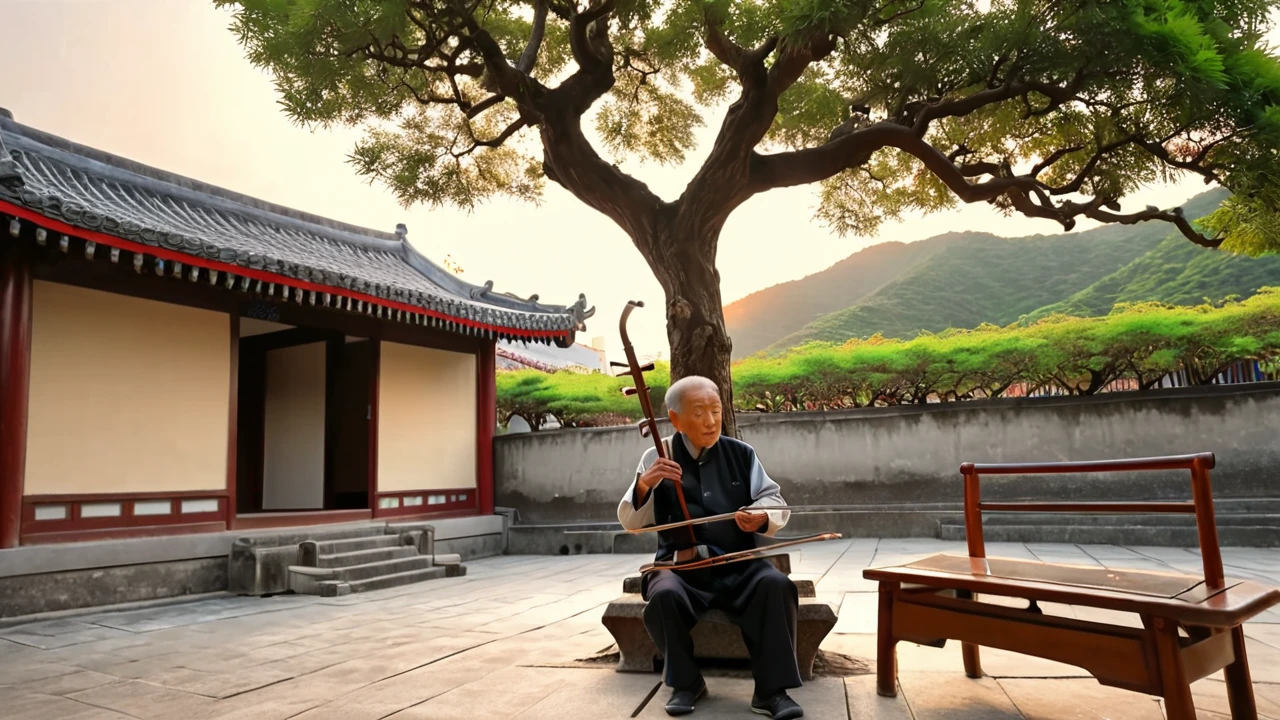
[235,319,374,515]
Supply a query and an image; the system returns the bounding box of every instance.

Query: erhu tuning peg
[637,420,652,438]
[637,362,655,373]
[610,361,629,368]
[621,387,638,396]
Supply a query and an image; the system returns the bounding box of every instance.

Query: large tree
[218,0,1280,436]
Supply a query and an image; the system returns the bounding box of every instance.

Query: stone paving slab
[634,676,849,719]
[1,539,1277,719]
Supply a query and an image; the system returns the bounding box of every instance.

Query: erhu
[614,302,841,572]
[615,301,697,545]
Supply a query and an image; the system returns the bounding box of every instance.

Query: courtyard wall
[495,382,1280,525]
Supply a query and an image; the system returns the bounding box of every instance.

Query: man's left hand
[735,509,768,533]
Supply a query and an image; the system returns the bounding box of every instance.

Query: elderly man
[617,376,803,719]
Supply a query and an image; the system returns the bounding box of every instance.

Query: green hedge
[498,289,1280,428]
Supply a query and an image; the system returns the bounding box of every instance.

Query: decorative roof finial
[0,113,23,190]
[0,155,22,190]
[395,223,408,242]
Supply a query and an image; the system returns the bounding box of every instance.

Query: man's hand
[636,458,682,502]
[735,509,768,533]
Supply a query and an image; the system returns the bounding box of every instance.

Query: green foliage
[497,363,670,428]
[217,0,1280,255]
[1026,228,1280,321]
[503,289,1280,427]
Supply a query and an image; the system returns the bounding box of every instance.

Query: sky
[0,0,1219,361]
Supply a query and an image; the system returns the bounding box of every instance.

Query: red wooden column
[475,339,496,516]
[225,311,240,529]
[0,241,33,549]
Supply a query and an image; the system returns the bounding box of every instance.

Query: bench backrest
[959,453,1224,589]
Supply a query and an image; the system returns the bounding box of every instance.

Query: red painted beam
[476,340,496,516]
[0,242,33,549]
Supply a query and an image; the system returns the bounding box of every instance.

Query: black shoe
[750,692,803,719]
[665,680,706,715]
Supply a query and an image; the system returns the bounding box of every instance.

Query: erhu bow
[615,301,698,546]
[616,301,841,572]
[639,533,843,574]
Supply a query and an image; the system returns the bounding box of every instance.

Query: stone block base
[600,595,836,680]
[600,554,836,681]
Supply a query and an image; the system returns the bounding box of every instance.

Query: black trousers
[641,559,802,698]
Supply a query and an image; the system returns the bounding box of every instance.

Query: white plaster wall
[262,342,326,509]
[378,342,477,492]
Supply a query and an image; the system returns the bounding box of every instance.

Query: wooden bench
[601,554,838,680]
[863,453,1280,720]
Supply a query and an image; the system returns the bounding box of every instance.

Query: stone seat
[600,554,837,680]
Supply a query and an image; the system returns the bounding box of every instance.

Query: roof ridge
[0,113,591,339]
[0,116,409,250]
[0,115,567,312]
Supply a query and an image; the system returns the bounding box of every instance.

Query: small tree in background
[219,0,1280,436]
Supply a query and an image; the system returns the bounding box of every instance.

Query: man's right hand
[636,458,682,502]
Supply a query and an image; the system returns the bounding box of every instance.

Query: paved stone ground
[1,540,1278,719]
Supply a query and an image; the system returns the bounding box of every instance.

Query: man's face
[669,387,723,449]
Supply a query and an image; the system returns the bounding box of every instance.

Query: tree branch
[751,122,1225,247]
[911,73,1087,135]
[518,0,548,73]
[457,118,529,156]
[568,0,618,71]
[1077,203,1224,248]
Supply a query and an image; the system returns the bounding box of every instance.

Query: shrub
[497,290,1280,428]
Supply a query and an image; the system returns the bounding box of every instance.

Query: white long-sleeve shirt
[616,435,789,536]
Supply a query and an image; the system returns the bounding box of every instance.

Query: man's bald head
[665,376,723,449]
[665,375,720,414]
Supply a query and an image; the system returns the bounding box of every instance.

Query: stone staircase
[286,526,465,597]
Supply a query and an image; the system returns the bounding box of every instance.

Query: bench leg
[955,589,983,678]
[1224,625,1257,720]
[877,582,899,698]
[1149,616,1197,720]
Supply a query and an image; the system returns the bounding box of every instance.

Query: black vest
[649,433,758,561]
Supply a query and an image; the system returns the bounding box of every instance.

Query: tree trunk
[650,234,739,438]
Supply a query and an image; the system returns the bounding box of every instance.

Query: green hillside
[1025,233,1280,321]
[741,189,1242,352]
[724,237,952,358]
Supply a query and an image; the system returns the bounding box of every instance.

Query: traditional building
[496,337,608,373]
[0,109,593,550]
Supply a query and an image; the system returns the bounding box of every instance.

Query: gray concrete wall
[495,383,1280,524]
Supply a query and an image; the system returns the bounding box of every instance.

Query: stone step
[938,523,1280,547]
[341,566,449,595]
[286,555,437,593]
[318,546,418,568]
[315,534,402,555]
[330,555,435,582]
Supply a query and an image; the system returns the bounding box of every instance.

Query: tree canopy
[220,0,1280,251]
[219,0,1280,435]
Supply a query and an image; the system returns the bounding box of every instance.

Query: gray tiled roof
[0,113,591,339]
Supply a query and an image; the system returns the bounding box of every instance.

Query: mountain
[1025,232,1280,321]
[724,188,1259,354]
[723,238,953,357]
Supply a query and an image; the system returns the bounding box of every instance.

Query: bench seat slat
[865,553,1279,628]
[908,554,1201,597]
